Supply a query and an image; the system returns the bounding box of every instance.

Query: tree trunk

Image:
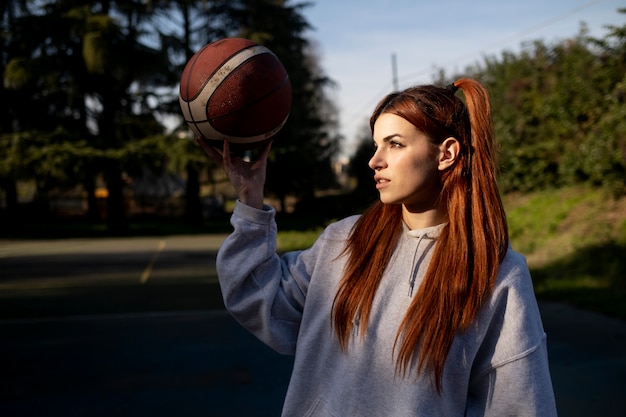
[84,168,100,222]
[105,162,127,231]
[185,163,203,226]
[0,178,20,233]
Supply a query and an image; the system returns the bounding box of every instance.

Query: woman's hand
[197,137,271,210]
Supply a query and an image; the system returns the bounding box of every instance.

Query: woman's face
[369,113,443,213]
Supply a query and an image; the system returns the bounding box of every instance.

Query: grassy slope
[504,186,626,320]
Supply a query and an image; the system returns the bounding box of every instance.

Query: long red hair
[332,78,509,392]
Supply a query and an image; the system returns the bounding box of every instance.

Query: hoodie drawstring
[408,234,435,297]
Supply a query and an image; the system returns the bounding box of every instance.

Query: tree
[224,0,342,212]
[347,123,378,208]
[2,0,177,230]
[150,0,233,226]
[2,1,102,226]
[82,0,174,230]
[0,0,32,230]
[566,9,626,194]
[450,9,626,194]
[2,0,344,233]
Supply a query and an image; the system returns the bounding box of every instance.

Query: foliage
[224,0,343,209]
[439,10,626,195]
[2,3,625,233]
[347,123,380,208]
[1,0,341,230]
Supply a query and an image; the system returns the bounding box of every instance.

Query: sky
[300,0,625,156]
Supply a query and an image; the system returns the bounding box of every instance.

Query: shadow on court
[0,236,625,417]
[1,311,293,417]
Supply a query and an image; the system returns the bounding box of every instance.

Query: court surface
[1,235,625,416]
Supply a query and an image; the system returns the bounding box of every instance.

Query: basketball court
[0,236,625,416]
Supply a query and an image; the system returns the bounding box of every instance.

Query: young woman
[199,78,558,416]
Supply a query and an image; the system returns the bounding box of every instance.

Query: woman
[199,78,558,416]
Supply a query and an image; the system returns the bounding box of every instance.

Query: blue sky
[301,0,625,156]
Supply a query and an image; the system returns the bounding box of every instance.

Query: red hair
[332,78,508,392]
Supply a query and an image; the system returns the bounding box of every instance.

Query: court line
[140,240,166,284]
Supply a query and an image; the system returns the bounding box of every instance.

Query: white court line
[140,240,166,284]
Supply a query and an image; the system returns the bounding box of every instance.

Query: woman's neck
[402,205,447,230]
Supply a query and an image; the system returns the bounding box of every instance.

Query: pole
[391,53,398,91]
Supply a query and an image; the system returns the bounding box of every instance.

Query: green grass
[506,190,582,253]
[505,186,626,320]
[277,229,323,252]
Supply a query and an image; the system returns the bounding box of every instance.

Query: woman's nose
[368,149,385,171]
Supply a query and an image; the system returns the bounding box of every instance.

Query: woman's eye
[390,140,402,148]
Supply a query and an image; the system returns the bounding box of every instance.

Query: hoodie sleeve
[216,201,316,355]
[465,251,558,417]
[465,336,557,417]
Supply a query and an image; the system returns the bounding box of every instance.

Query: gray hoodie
[217,201,558,417]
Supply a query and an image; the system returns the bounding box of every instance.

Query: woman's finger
[259,140,273,161]
[222,140,232,170]
[196,136,223,163]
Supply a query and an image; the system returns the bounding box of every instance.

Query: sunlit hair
[332,78,509,392]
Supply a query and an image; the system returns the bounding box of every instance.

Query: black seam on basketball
[203,51,273,108]
[182,43,210,102]
[182,49,275,134]
[184,117,209,123]
[188,45,269,102]
[180,40,289,142]
[208,73,290,124]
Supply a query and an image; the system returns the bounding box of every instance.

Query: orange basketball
[179,38,292,151]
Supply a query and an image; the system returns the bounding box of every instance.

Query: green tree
[452,9,626,194]
[564,10,626,193]
[82,0,172,230]
[2,1,102,226]
[2,0,343,233]
[0,0,32,229]
[348,123,378,208]
[2,0,176,230]
[150,0,233,226]
[225,0,342,212]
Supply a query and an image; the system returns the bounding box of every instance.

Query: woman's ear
[438,137,460,171]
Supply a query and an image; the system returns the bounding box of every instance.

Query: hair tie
[446,83,459,94]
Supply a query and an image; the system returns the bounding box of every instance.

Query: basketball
[179,37,292,151]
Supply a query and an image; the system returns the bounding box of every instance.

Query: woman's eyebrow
[374,133,400,145]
